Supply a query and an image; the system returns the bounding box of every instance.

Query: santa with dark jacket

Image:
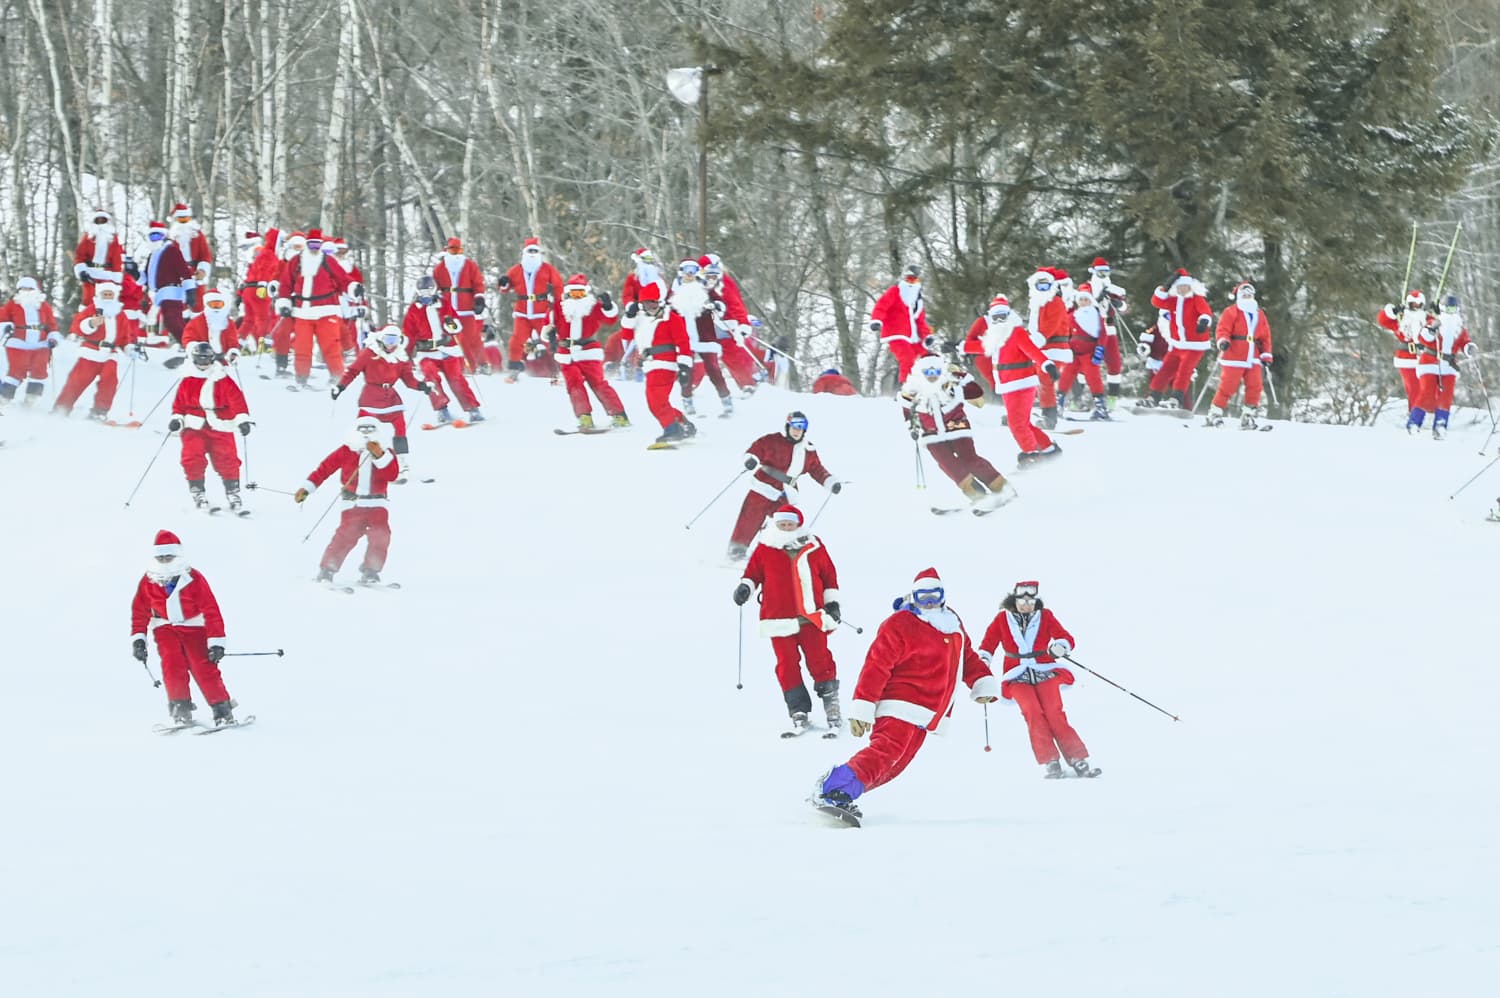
[811,568,999,822]
[733,504,844,735]
[727,411,841,561]
[547,272,629,430]
[141,219,196,345]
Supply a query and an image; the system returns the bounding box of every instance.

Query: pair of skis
[152,715,257,736]
[319,577,403,595]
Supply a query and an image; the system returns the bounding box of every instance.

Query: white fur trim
[848,699,877,726]
[970,675,1000,701]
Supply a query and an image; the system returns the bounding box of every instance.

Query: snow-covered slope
[2,350,1497,996]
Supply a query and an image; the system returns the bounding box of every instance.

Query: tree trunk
[319,3,356,228]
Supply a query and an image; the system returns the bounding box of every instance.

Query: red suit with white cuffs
[304,434,401,576]
[172,366,249,485]
[739,517,841,718]
[978,601,1088,768]
[729,430,837,552]
[131,554,231,706]
[403,300,479,414]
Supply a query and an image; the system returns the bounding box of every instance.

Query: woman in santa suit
[169,343,252,512]
[978,580,1098,779]
[811,567,999,823]
[733,504,844,736]
[54,280,137,419]
[332,326,433,482]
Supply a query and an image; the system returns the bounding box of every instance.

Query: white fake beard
[300,249,323,271]
[444,252,464,268]
[146,558,191,583]
[17,290,43,308]
[636,263,660,285]
[98,299,123,317]
[521,253,543,277]
[899,282,920,307]
[1074,305,1102,336]
[205,308,231,332]
[775,527,809,549]
[671,280,710,318]
[560,295,595,322]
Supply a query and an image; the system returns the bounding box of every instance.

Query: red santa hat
[1011,579,1039,596]
[1074,284,1096,301]
[171,203,192,220]
[989,294,1010,310]
[1090,257,1109,269]
[1172,268,1192,287]
[148,220,169,236]
[446,237,463,252]
[632,246,655,262]
[202,287,230,308]
[153,529,182,557]
[1233,281,1256,298]
[1048,266,1071,281]
[239,230,262,248]
[771,504,804,528]
[637,284,664,303]
[522,237,541,252]
[326,237,347,252]
[913,567,942,588]
[564,273,589,291]
[305,228,325,246]
[697,254,714,268]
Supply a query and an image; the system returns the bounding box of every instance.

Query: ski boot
[1041,406,1059,430]
[295,376,310,390]
[189,480,210,510]
[274,355,293,379]
[466,409,486,424]
[682,396,697,416]
[1137,393,1159,409]
[1433,408,1449,440]
[726,542,749,562]
[720,395,734,417]
[433,406,453,425]
[815,680,843,730]
[681,419,698,438]
[168,699,196,725]
[577,413,596,431]
[360,570,381,585]
[786,711,812,736]
[1043,760,1065,779]
[1204,405,1225,428]
[1090,394,1111,421]
[653,421,687,446]
[315,567,335,583]
[611,413,631,428]
[1240,405,1261,431]
[1070,757,1101,778]
[1161,392,1181,411]
[210,699,238,727]
[224,479,244,512]
[812,766,865,820]
[86,408,110,422]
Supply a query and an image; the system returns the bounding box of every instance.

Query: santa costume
[169,343,252,511]
[168,202,214,310]
[1207,282,1275,429]
[549,273,629,430]
[671,258,734,417]
[141,220,195,345]
[73,208,125,314]
[1079,257,1129,403]
[812,368,858,396]
[624,290,695,445]
[296,417,401,584]
[180,286,244,362]
[1411,293,1476,438]
[1054,285,1112,421]
[727,411,841,560]
[333,326,431,481]
[432,237,488,373]
[869,264,934,382]
[0,277,61,406]
[54,281,136,418]
[983,295,1058,460]
[901,354,1017,508]
[1147,270,1214,408]
[1026,267,1072,428]
[497,237,563,380]
[1376,291,1429,420]
[275,228,357,385]
[403,277,483,425]
[701,254,761,392]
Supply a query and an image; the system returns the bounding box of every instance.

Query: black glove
[330,384,344,400]
[497,275,512,290]
[597,291,614,311]
[909,423,923,441]
[733,583,751,606]
[473,295,486,316]
[278,304,292,317]
[744,457,758,471]
[868,320,882,334]
[624,301,639,319]
[1043,362,1059,380]
[167,417,183,432]
[421,381,435,394]
[207,645,225,664]
[132,638,147,663]
[238,421,252,436]
[1216,340,1228,353]
[712,299,727,317]
[1196,315,1211,333]
[830,480,843,494]
[79,271,95,285]
[677,367,692,392]
[1262,355,1274,367]
[824,601,841,623]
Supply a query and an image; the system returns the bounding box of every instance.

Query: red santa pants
[181,429,241,482]
[688,352,731,399]
[456,316,484,372]
[154,625,231,704]
[730,491,781,549]
[847,717,928,793]
[1148,350,1181,393]
[887,340,927,382]
[340,318,359,354]
[239,291,273,343]
[1038,365,1059,408]
[321,505,392,574]
[1418,373,1457,412]
[1212,365,1265,409]
[772,623,836,692]
[1103,331,1123,378]
[1171,346,1209,395]
[419,356,480,412]
[4,346,51,387]
[925,437,1002,489]
[293,317,347,381]
[645,369,685,429]
[271,316,293,358]
[158,301,187,344]
[1008,678,1088,765]
[508,316,547,366]
[1397,367,1420,411]
[561,359,625,417]
[1001,389,1054,453]
[1058,346,1105,397]
[719,338,760,388]
[54,355,118,413]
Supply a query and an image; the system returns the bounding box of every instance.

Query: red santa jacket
[1215,305,1273,369]
[172,367,250,432]
[1416,313,1473,378]
[303,441,399,507]
[78,305,139,356]
[988,319,1047,395]
[402,301,462,357]
[0,300,60,350]
[174,228,214,277]
[812,371,858,396]
[978,606,1077,699]
[1376,305,1422,370]
[621,272,670,321]
[870,284,932,347]
[433,255,485,317]
[131,568,227,645]
[499,262,563,322]
[744,431,835,501]
[181,313,241,356]
[1150,284,1214,350]
[848,604,998,733]
[900,365,983,442]
[628,312,694,374]
[276,253,353,320]
[739,534,841,637]
[962,315,988,357]
[548,297,619,364]
[1032,296,1073,364]
[713,273,751,330]
[74,232,124,285]
[242,238,283,299]
[339,347,426,415]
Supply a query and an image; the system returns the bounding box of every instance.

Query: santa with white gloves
[1026,267,1072,430]
[0,277,61,407]
[54,280,137,419]
[1146,269,1214,409]
[130,529,240,728]
[670,258,734,417]
[294,416,401,585]
[623,289,695,446]
[1376,290,1429,420]
[168,203,214,311]
[1411,292,1476,439]
[1078,257,1129,403]
[432,237,488,373]
[733,503,844,736]
[332,326,433,483]
[1207,281,1275,430]
[169,343,252,512]
[72,208,125,318]
[546,272,630,431]
[727,411,841,562]
[810,568,999,823]
[275,228,357,386]
[403,276,483,426]
[869,264,935,382]
[983,294,1059,461]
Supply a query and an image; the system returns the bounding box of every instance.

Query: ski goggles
[1012,581,1039,598]
[786,414,809,432]
[912,586,945,609]
[523,247,542,256]
[1034,280,1054,293]
[356,422,381,436]
[902,274,922,284]
[678,261,702,277]
[148,232,166,242]
[564,288,590,299]
[1091,266,1110,276]
[377,331,402,350]
[153,554,177,564]
[93,215,111,226]
[920,362,945,378]
[989,307,1011,322]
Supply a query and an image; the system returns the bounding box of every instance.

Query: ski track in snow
[2,350,1498,996]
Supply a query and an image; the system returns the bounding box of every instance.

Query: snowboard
[152,720,209,735]
[809,799,862,828]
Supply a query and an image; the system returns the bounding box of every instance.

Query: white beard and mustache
[1074,304,1102,337]
[98,299,124,318]
[560,294,596,322]
[205,307,231,332]
[899,282,921,308]
[636,263,660,285]
[299,249,323,272]
[146,558,191,584]
[671,280,710,318]
[521,252,542,278]
[16,290,43,308]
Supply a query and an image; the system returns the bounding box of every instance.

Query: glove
[824,601,841,623]
[294,488,309,504]
[744,457,759,471]
[1043,362,1059,380]
[330,384,344,400]
[207,645,225,664]
[78,270,94,285]
[473,295,486,316]
[1216,340,1229,353]
[132,638,147,663]
[976,695,998,704]
[1464,343,1479,358]
[848,718,869,738]
[732,583,751,606]
[909,423,923,440]
[624,302,639,319]
[276,299,292,317]
[868,320,882,334]
[830,480,843,495]
[1091,344,1105,365]
[497,275,512,290]
[1196,315,1211,333]
[1261,354,1275,366]
[353,305,367,319]
[1136,341,1151,358]
[1048,639,1072,657]
[597,291,614,311]
[238,421,252,436]
[677,367,693,391]
[443,317,462,334]
[711,299,727,317]
[421,382,435,394]
[167,417,183,433]
[47,336,61,349]
[366,441,385,457]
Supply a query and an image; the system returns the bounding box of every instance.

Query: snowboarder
[1206,282,1274,429]
[169,342,252,512]
[625,289,697,446]
[869,264,935,382]
[727,411,842,561]
[0,277,61,407]
[294,416,400,584]
[1411,293,1476,438]
[733,504,844,736]
[1147,270,1214,409]
[810,567,999,823]
[131,529,239,727]
[403,277,483,426]
[332,325,432,482]
[901,353,1018,507]
[978,580,1098,779]
[1054,284,1112,421]
[983,294,1060,461]
[54,281,136,419]
[546,272,630,430]
[497,237,563,381]
[671,258,734,418]
[432,237,488,373]
[1375,291,1428,421]
[275,228,358,388]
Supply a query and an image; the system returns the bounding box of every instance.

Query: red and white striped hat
[772,504,804,528]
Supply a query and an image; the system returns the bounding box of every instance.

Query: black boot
[189,480,209,509]
[169,699,196,724]
[814,679,842,729]
[210,699,237,726]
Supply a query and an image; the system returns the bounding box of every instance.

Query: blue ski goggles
[786,414,809,432]
[1034,280,1053,293]
[678,261,701,277]
[920,362,944,378]
[912,586,945,609]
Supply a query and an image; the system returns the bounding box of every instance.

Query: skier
[294,416,400,584]
[1078,257,1129,406]
[168,203,214,310]
[169,342,252,512]
[1376,291,1430,423]
[869,264,934,382]
[978,580,1098,779]
[1411,292,1476,438]
[275,228,358,388]
[671,258,734,418]
[981,294,1059,461]
[901,353,1018,508]
[179,287,244,363]
[432,237,488,373]
[236,229,280,358]
[53,280,136,419]
[727,411,842,561]
[327,238,367,360]
[732,504,844,736]
[960,301,998,393]
[72,208,125,320]
[1147,269,1214,409]
[700,254,761,394]
[546,273,630,430]
[1053,284,1112,421]
[1026,267,1072,430]
[810,567,999,823]
[496,237,563,381]
[626,289,697,446]
[131,529,240,727]
[332,325,432,481]
[1206,282,1274,429]
[141,219,196,345]
[403,276,484,426]
[0,277,61,407]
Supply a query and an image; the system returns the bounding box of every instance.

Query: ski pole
[1433,223,1463,300]
[1062,654,1180,721]
[1466,354,1498,436]
[222,649,285,657]
[1193,365,1218,413]
[1398,220,1418,302]
[302,455,369,540]
[123,430,174,507]
[140,659,162,689]
[1481,419,1500,457]
[808,489,835,528]
[736,604,744,690]
[246,482,298,496]
[913,436,926,490]
[1263,365,1279,408]
[302,487,345,542]
[139,375,181,425]
[1448,453,1500,499]
[684,467,748,530]
[127,349,138,419]
[834,616,864,635]
[982,702,992,753]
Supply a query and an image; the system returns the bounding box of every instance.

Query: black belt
[561,337,599,349]
[995,361,1034,371]
[760,466,793,484]
[241,281,267,289]
[415,339,438,351]
[1229,334,1248,341]
[375,382,394,388]
[290,293,338,303]
[447,287,474,293]
[644,345,676,357]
